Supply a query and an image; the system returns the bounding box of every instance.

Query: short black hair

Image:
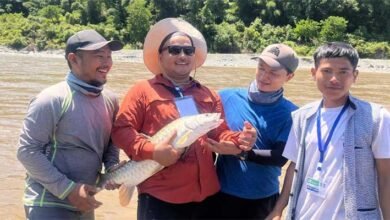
[158,31,194,53]
[313,42,359,70]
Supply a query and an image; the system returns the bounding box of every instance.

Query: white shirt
[283,105,390,220]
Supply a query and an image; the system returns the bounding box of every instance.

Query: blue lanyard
[175,86,184,98]
[316,100,349,171]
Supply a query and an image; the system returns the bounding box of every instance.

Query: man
[111,18,256,219]
[208,43,299,219]
[17,29,123,219]
[267,42,390,220]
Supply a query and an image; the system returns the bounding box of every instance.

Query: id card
[306,172,327,198]
[175,96,199,117]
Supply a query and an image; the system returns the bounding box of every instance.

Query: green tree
[125,0,152,46]
[86,0,102,24]
[320,16,348,43]
[294,19,320,45]
[212,22,241,53]
[0,13,31,49]
[38,5,63,23]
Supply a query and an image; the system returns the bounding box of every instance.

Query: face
[67,45,113,86]
[158,35,195,83]
[255,60,294,92]
[311,57,358,107]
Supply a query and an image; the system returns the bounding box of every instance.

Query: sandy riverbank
[1,46,390,73]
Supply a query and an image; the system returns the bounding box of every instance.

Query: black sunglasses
[161,45,196,56]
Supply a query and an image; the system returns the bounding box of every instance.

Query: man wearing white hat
[112,18,257,219]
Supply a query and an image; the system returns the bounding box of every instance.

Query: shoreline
[2,47,390,73]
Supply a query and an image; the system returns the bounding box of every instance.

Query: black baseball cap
[65,29,123,57]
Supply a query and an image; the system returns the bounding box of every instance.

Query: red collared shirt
[112,74,240,203]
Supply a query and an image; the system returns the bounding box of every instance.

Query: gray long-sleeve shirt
[17,80,119,209]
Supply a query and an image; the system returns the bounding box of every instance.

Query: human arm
[67,183,102,212]
[102,94,120,171]
[207,121,257,155]
[376,159,390,219]
[111,84,156,160]
[245,141,288,166]
[245,113,294,166]
[17,92,77,200]
[266,161,295,220]
[111,82,183,165]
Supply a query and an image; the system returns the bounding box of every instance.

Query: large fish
[97,113,223,206]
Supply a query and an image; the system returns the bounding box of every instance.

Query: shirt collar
[152,74,201,90]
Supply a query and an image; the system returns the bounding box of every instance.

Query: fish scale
[96,113,223,206]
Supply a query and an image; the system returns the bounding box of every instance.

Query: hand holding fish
[152,130,185,167]
[67,183,102,212]
[95,113,224,206]
[238,121,257,151]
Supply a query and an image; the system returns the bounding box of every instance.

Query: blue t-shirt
[217,88,298,199]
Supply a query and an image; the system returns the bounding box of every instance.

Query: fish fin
[176,130,191,146]
[119,184,135,207]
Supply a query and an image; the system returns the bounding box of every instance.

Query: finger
[240,131,255,140]
[207,138,219,146]
[239,144,252,151]
[206,139,221,153]
[243,121,253,129]
[88,196,102,209]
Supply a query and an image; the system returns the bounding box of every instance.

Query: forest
[0,0,389,58]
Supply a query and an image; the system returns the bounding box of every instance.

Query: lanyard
[161,84,184,98]
[316,100,349,171]
[174,86,184,98]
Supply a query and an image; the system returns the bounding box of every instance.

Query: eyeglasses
[161,45,196,56]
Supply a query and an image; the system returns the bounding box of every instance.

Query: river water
[1,53,390,219]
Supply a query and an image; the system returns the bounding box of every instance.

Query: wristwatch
[236,150,248,161]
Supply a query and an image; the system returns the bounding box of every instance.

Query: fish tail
[119,185,135,207]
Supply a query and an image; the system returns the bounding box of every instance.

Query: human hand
[152,130,184,167]
[104,161,127,190]
[207,139,241,155]
[67,183,102,212]
[238,121,257,151]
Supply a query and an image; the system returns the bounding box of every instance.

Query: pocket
[357,208,380,219]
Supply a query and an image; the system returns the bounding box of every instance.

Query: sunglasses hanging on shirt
[161,45,196,56]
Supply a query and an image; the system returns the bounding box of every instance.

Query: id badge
[306,171,327,198]
[175,96,199,117]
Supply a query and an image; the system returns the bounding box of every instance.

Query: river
[1,53,390,219]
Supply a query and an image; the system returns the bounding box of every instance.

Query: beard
[89,79,106,87]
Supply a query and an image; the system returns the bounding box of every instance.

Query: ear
[67,53,78,66]
[353,69,359,82]
[310,67,316,80]
[286,72,295,82]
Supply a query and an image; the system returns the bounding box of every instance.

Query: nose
[102,56,113,66]
[329,73,339,83]
[257,70,270,81]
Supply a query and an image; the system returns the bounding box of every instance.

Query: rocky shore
[1,46,390,73]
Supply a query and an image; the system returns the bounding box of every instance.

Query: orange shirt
[112,74,240,203]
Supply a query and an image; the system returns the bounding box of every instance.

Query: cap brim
[78,40,123,51]
[253,55,284,70]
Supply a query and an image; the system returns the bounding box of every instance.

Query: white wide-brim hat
[143,17,208,75]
